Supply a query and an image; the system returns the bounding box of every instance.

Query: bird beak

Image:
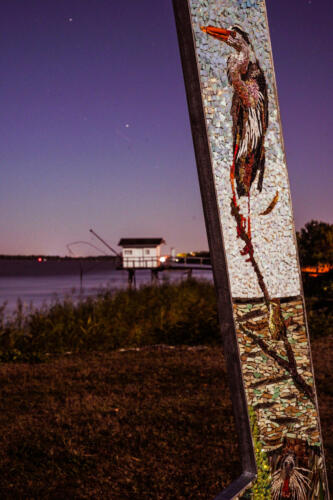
[200,25,235,42]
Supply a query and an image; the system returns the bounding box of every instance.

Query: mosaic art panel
[234,298,326,497]
[189,0,300,299]
[176,0,329,496]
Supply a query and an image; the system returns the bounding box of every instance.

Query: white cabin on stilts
[118,238,166,269]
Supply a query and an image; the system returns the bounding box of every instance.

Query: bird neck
[228,44,255,79]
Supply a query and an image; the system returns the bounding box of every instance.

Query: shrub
[0,280,221,361]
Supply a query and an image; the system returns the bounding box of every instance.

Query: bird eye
[230,30,236,38]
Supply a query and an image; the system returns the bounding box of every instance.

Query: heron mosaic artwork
[173,0,329,497]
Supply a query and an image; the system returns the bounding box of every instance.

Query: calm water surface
[0,268,213,317]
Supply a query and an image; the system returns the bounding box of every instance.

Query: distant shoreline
[0,258,117,277]
[0,254,117,261]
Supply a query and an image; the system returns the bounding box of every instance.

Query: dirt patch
[0,341,331,499]
[0,347,240,499]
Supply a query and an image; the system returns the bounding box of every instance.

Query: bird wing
[240,98,263,155]
[255,64,268,191]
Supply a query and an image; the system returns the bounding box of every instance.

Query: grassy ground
[0,338,331,499]
[0,279,332,498]
[0,347,242,499]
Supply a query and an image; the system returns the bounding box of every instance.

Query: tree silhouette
[297,220,333,269]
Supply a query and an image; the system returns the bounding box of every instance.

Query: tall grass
[0,280,220,361]
[1,276,331,362]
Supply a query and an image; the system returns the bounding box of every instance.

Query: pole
[89,229,121,257]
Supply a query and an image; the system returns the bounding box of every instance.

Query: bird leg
[230,147,287,336]
[230,146,252,257]
[230,190,286,339]
[247,190,251,240]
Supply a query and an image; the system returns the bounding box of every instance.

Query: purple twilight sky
[1,0,332,256]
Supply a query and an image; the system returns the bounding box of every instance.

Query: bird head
[282,453,296,478]
[201,24,251,53]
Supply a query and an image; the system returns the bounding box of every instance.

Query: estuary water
[0,263,213,317]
